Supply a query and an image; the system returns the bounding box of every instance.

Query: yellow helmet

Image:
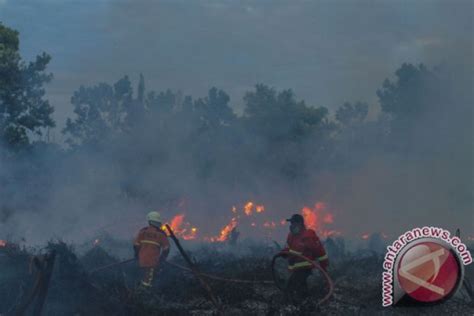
[147,211,161,223]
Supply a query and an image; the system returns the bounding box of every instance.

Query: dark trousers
[286,269,312,301]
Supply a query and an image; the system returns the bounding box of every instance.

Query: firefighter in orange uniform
[134,211,170,288]
[282,214,329,300]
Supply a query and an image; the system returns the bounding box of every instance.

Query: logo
[382,227,472,307]
[396,239,462,304]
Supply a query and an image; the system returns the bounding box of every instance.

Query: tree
[188,88,235,180]
[243,84,329,142]
[334,101,372,157]
[0,23,55,150]
[194,87,235,132]
[63,76,133,147]
[147,89,176,114]
[376,63,437,138]
[242,84,332,180]
[335,101,368,127]
[375,63,459,154]
[126,74,147,128]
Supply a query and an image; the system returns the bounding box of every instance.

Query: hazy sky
[1,0,472,138]
[1,0,473,243]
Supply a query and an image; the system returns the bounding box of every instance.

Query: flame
[302,206,318,231]
[170,214,185,232]
[183,227,198,240]
[209,217,238,242]
[155,200,340,242]
[361,233,370,240]
[163,214,198,240]
[300,202,340,238]
[0,240,6,247]
[244,202,254,216]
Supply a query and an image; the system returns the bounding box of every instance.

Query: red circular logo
[396,241,461,303]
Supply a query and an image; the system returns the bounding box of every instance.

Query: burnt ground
[0,240,472,316]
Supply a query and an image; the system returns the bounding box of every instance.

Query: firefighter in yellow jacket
[134,211,170,287]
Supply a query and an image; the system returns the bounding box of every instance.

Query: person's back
[133,211,170,288]
[135,225,169,268]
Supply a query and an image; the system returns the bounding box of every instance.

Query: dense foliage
[0,23,54,151]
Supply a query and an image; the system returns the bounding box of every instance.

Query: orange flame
[170,214,185,232]
[361,233,370,240]
[158,200,340,242]
[244,202,254,216]
[0,240,6,247]
[302,206,318,231]
[163,214,198,240]
[301,202,340,238]
[210,217,238,242]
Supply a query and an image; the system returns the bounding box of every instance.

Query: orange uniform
[283,228,329,271]
[134,225,170,268]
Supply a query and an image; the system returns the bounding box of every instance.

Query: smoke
[317,63,474,236]
[0,0,472,245]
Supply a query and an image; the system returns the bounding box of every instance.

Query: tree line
[0,21,468,214]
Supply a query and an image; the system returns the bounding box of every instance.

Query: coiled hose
[272,251,334,305]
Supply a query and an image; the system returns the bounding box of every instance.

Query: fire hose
[167,253,334,306]
[164,261,274,284]
[87,254,333,305]
[89,257,272,284]
[87,249,333,307]
[272,251,334,306]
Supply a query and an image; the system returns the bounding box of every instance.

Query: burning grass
[163,200,342,243]
[0,238,472,315]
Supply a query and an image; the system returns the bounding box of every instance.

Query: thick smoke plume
[1,62,472,245]
[0,1,472,245]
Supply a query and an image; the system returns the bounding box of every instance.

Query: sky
[0,0,472,139]
[0,0,473,243]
